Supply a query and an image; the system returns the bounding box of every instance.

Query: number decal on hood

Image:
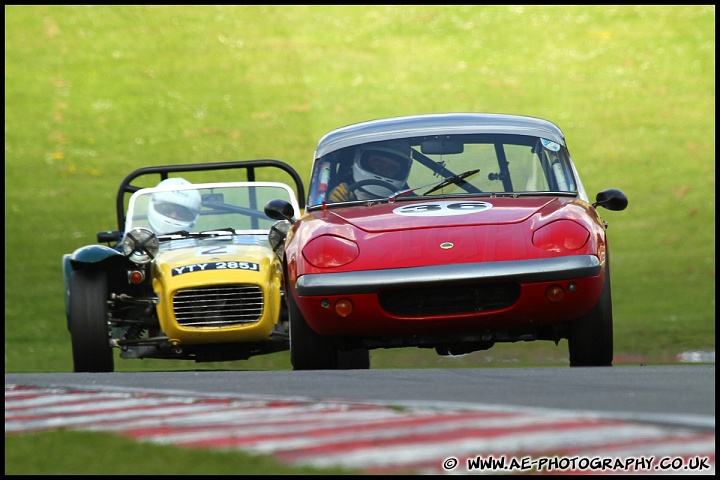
[393,201,492,217]
[197,246,237,255]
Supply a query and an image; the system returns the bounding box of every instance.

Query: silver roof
[314,113,567,158]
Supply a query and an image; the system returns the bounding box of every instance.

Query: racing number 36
[394,201,493,217]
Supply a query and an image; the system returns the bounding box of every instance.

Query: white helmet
[351,145,411,199]
[147,178,201,234]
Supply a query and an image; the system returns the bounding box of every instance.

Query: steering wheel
[346,179,397,197]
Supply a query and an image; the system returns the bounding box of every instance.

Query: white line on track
[5,384,715,475]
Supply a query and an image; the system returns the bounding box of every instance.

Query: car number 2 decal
[393,201,492,217]
[172,261,260,276]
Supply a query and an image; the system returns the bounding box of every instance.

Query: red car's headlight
[532,220,590,252]
[302,235,359,268]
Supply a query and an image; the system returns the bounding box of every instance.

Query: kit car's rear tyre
[568,256,613,367]
[288,292,369,370]
[69,270,114,372]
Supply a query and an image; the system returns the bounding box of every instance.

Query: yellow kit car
[63,160,304,372]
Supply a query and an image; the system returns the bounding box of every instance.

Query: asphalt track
[5,365,715,474]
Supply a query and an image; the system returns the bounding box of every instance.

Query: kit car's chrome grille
[173,284,263,327]
[379,282,520,316]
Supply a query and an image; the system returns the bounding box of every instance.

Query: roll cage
[113,160,305,232]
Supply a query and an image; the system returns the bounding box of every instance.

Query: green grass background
[4,5,715,473]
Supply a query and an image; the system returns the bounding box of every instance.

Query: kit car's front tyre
[568,257,613,367]
[69,270,114,372]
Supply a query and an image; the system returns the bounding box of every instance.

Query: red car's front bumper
[293,255,604,336]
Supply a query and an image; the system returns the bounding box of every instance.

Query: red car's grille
[378,282,520,316]
[173,284,263,327]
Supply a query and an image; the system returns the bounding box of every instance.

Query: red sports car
[266,113,628,370]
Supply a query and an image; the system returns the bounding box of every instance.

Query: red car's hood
[326,196,559,232]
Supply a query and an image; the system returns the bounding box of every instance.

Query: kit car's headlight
[122,227,159,265]
[268,220,292,259]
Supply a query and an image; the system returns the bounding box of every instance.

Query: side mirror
[264,198,296,222]
[593,189,628,211]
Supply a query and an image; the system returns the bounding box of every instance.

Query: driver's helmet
[147,177,201,234]
[351,145,412,199]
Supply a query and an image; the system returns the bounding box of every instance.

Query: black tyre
[287,290,369,370]
[338,348,371,369]
[288,289,337,370]
[69,269,114,372]
[568,254,613,367]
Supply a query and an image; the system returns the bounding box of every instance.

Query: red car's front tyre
[288,290,369,370]
[568,254,613,367]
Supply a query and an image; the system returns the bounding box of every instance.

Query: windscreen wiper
[198,228,235,235]
[388,169,482,202]
[160,228,236,239]
[423,169,480,195]
[161,230,191,238]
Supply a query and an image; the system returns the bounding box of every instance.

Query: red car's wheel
[69,269,114,372]
[288,290,338,370]
[288,290,370,370]
[568,254,613,367]
[338,348,370,370]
